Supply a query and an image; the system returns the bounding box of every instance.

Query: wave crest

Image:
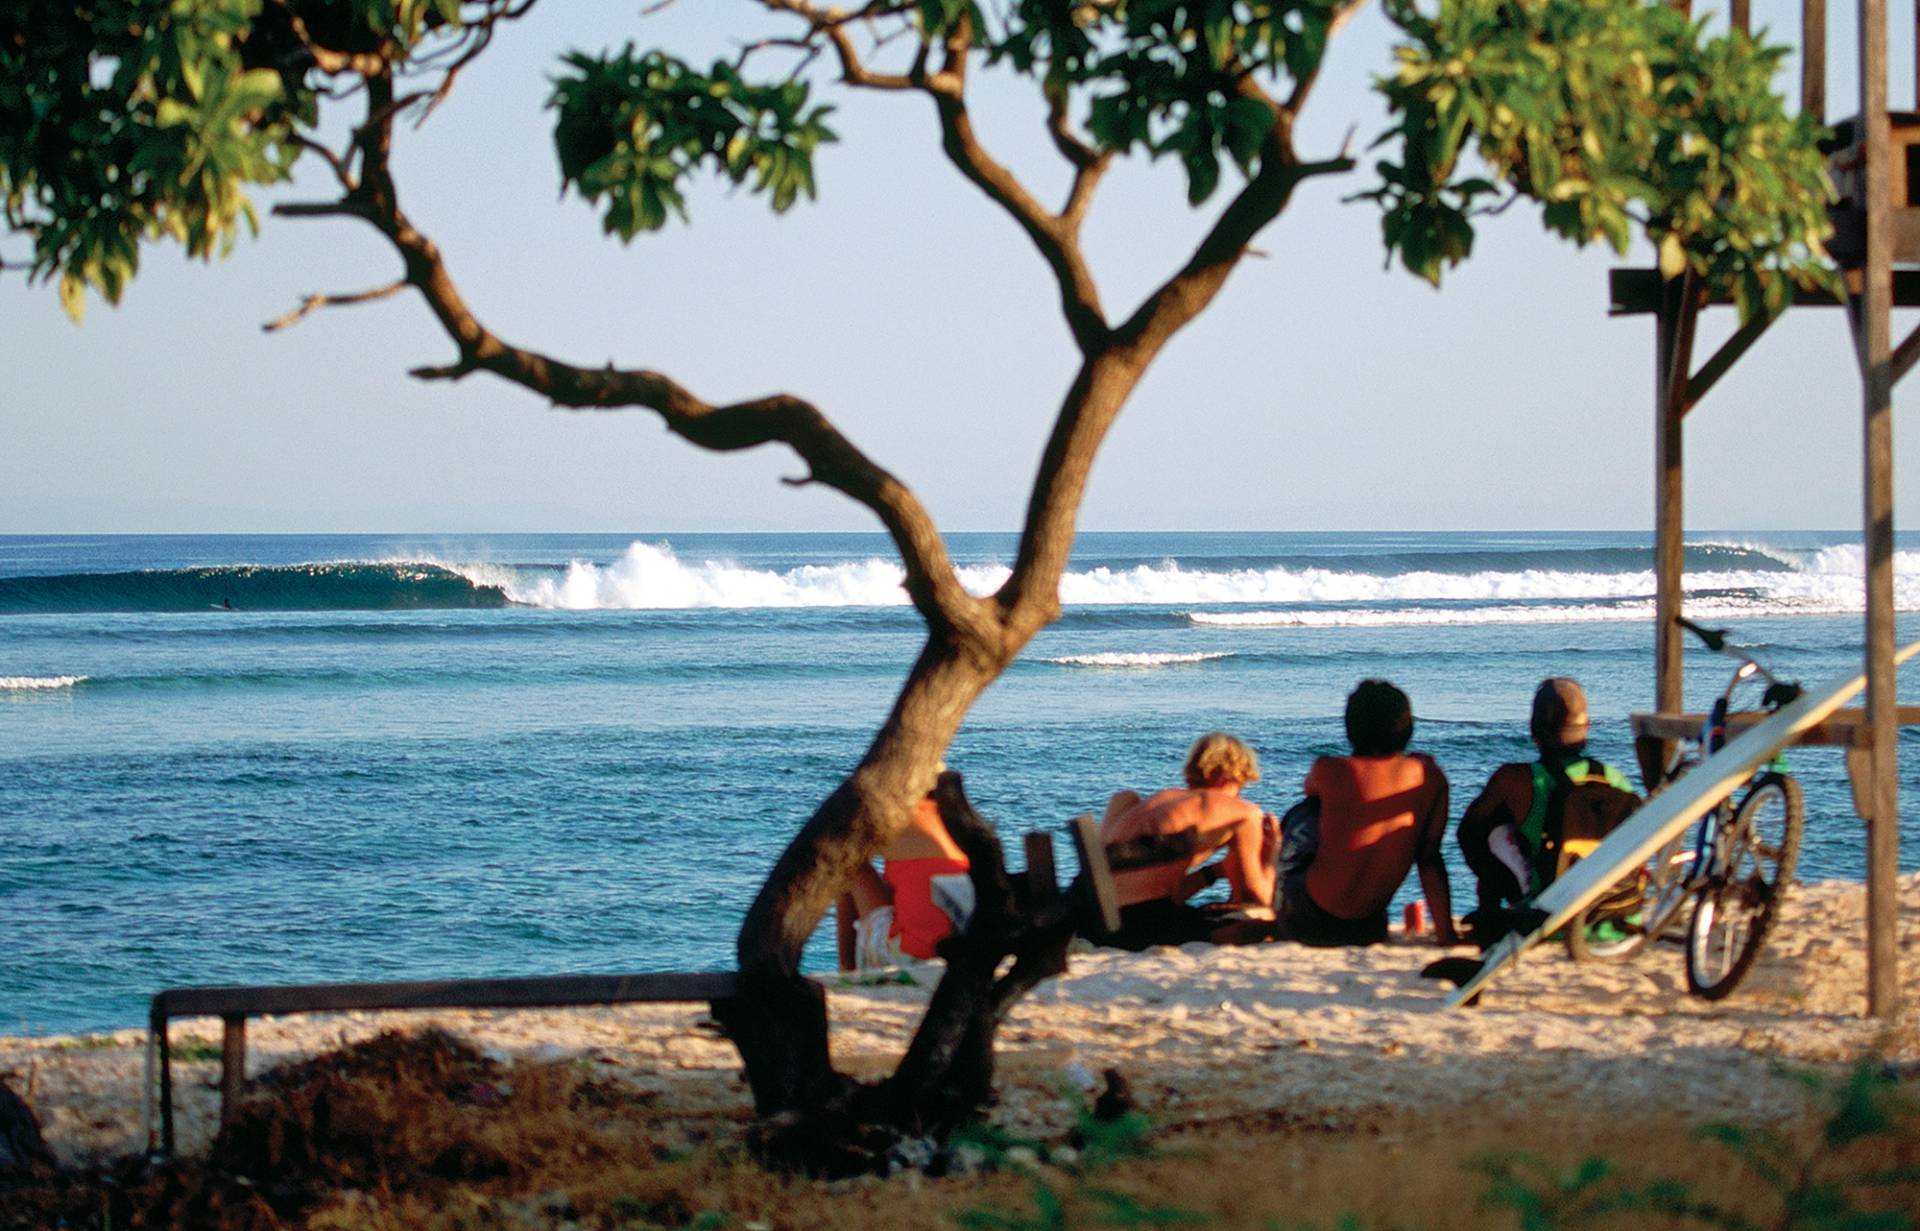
[1042,651,1235,668]
[471,541,1920,613]
[4,538,1913,616]
[0,563,509,614]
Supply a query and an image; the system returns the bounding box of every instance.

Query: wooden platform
[1630,705,1920,747]
[1629,706,1920,819]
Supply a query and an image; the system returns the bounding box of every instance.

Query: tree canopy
[6,1,1832,326]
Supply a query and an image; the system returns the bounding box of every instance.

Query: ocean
[3,531,1917,1036]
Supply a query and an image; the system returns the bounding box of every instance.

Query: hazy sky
[5,1,1917,534]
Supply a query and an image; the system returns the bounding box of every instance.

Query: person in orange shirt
[835,790,975,971]
[1278,680,1458,947]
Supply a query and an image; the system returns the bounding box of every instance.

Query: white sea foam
[1043,651,1236,668]
[442,540,1920,615]
[0,675,86,690]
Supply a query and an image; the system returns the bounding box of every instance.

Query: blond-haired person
[1098,732,1278,949]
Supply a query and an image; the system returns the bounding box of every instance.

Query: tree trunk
[721,352,1160,1169]
[722,640,1001,1123]
[0,1078,53,1174]
[720,765,1081,1174]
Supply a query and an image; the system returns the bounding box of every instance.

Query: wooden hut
[1609,0,1909,1017]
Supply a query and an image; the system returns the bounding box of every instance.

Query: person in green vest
[1457,677,1634,927]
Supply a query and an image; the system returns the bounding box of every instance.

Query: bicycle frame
[1641,623,1801,928]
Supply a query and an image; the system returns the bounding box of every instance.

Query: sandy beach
[5,873,1917,1168]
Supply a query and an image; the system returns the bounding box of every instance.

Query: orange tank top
[883,855,970,959]
[1301,754,1442,921]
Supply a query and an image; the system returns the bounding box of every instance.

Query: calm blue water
[4,531,1918,1035]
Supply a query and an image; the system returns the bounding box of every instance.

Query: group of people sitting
[836,676,1629,971]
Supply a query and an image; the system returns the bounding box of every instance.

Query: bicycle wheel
[1685,773,1804,999]
[1565,832,1696,962]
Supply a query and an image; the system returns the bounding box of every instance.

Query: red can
[1403,901,1428,936]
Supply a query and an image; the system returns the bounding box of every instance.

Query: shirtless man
[1280,679,1457,947]
[1099,732,1277,949]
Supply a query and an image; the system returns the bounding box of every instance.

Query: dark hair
[1345,679,1413,756]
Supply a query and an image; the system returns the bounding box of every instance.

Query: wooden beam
[1609,267,1920,314]
[1804,0,1826,120]
[1654,275,1693,721]
[152,1005,175,1155]
[220,1016,247,1128]
[1847,746,1875,818]
[1859,0,1901,1021]
[1024,831,1057,899]
[1890,317,1920,386]
[153,970,741,1021]
[1684,308,1779,409]
[1631,705,1920,745]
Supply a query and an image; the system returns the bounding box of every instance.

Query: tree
[2,0,1833,1168]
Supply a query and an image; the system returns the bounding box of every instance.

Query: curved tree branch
[1049,83,1114,233]
[262,279,406,332]
[760,1,1110,354]
[922,24,1109,354]
[278,76,995,647]
[760,0,919,90]
[997,76,1349,632]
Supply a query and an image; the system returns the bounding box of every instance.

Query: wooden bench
[147,970,738,1155]
[145,816,1216,1156]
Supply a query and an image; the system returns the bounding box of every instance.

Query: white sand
[5,874,1917,1165]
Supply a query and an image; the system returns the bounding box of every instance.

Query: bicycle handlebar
[1676,613,1803,708]
[1675,615,1729,653]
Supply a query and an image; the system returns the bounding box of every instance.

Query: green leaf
[1658,231,1687,277]
[57,272,86,324]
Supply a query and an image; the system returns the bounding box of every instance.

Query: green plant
[1476,1062,1918,1231]
[50,1034,121,1052]
[954,1084,1203,1231]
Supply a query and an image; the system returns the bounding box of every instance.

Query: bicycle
[1565,616,1806,999]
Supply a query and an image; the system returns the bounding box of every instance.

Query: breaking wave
[2,539,1911,617]
[1041,651,1236,668]
[0,563,510,614]
[0,675,86,690]
[467,540,1919,613]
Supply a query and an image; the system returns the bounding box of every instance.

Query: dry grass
[3,1028,1914,1231]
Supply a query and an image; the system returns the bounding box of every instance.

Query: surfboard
[1444,637,1920,1009]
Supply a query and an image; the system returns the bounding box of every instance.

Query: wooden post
[1858,0,1901,1020]
[1653,277,1692,732]
[1804,0,1827,120]
[220,1015,248,1126]
[1023,831,1057,899]
[153,1011,174,1156]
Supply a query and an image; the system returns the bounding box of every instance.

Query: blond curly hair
[1182,731,1260,788]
